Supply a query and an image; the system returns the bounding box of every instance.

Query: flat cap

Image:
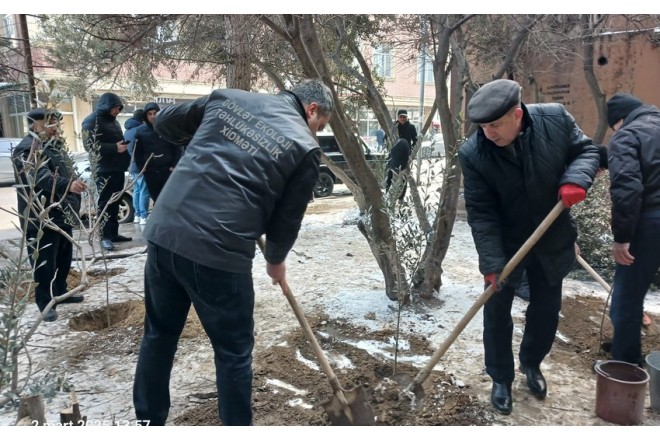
[27,108,63,124]
[468,79,522,123]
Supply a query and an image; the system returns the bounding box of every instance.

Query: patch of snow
[265,379,308,396]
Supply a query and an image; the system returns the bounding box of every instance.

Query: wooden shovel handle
[256,238,347,398]
[576,255,612,292]
[409,200,566,390]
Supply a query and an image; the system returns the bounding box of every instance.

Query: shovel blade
[390,373,426,401]
[322,387,375,426]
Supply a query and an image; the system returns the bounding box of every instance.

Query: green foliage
[573,172,614,279]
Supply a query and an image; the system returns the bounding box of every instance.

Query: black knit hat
[607,93,644,128]
[467,79,522,124]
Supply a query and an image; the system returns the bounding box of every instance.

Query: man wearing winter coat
[458,79,599,415]
[605,93,660,367]
[394,109,418,148]
[385,138,411,201]
[12,109,86,322]
[132,79,333,426]
[124,109,150,224]
[133,102,182,202]
[81,92,131,251]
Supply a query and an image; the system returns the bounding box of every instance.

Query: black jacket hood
[96,92,124,117]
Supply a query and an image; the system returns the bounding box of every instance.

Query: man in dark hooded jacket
[132,79,333,426]
[81,92,131,251]
[458,79,599,415]
[134,102,182,202]
[124,109,150,224]
[394,109,418,148]
[12,109,86,322]
[605,93,660,367]
[385,138,411,201]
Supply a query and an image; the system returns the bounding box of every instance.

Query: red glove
[558,183,586,208]
[484,273,506,292]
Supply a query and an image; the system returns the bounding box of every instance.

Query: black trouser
[483,253,563,384]
[133,242,255,426]
[386,168,407,200]
[96,171,125,240]
[26,226,73,312]
[144,171,171,203]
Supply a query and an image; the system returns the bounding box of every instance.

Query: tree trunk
[224,15,252,90]
[60,391,87,426]
[16,394,46,426]
[581,15,608,144]
[264,14,407,301]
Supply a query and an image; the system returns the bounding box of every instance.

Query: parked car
[420,133,446,158]
[0,138,23,185]
[314,132,387,198]
[72,152,135,224]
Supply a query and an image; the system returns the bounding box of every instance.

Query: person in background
[394,109,418,149]
[376,126,386,152]
[605,93,660,366]
[132,79,333,426]
[458,79,598,415]
[124,109,150,225]
[385,138,411,202]
[81,92,131,251]
[133,102,182,204]
[12,109,85,322]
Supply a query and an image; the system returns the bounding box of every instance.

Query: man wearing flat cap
[605,93,660,367]
[12,108,86,322]
[458,79,599,415]
[395,109,418,149]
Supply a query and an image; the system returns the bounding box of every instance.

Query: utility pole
[416,17,427,181]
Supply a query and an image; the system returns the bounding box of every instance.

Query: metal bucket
[646,351,660,412]
[595,360,649,425]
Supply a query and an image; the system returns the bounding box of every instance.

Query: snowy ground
[0,184,659,433]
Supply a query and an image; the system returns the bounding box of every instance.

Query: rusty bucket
[595,360,649,425]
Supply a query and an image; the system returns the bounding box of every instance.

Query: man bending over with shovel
[132,79,333,425]
[458,79,599,415]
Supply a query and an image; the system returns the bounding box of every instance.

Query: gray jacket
[143,88,321,273]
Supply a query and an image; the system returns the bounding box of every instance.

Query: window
[417,51,434,84]
[373,45,393,78]
[1,15,17,45]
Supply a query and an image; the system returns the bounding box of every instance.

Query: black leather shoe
[43,309,58,322]
[58,294,85,304]
[111,234,132,242]
[491,381,512,415]
[520,365,547,399]
[101,239,115,251]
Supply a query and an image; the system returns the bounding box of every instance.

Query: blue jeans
[133,242,255,425]
[610,210,660,365]
[483,252,562,384]
[131,172,150,219]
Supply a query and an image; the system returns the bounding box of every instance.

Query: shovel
[257,238,375,425]
[396,200,566,399]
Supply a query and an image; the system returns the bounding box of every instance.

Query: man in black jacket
[385,138,411,201]
[458,79,598,415]
[133,102,182,203]
[395,109,418,149]
[132,79,333,426]
[81,92,131,251]
[605,93,660,367]
[13,109,86,322]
